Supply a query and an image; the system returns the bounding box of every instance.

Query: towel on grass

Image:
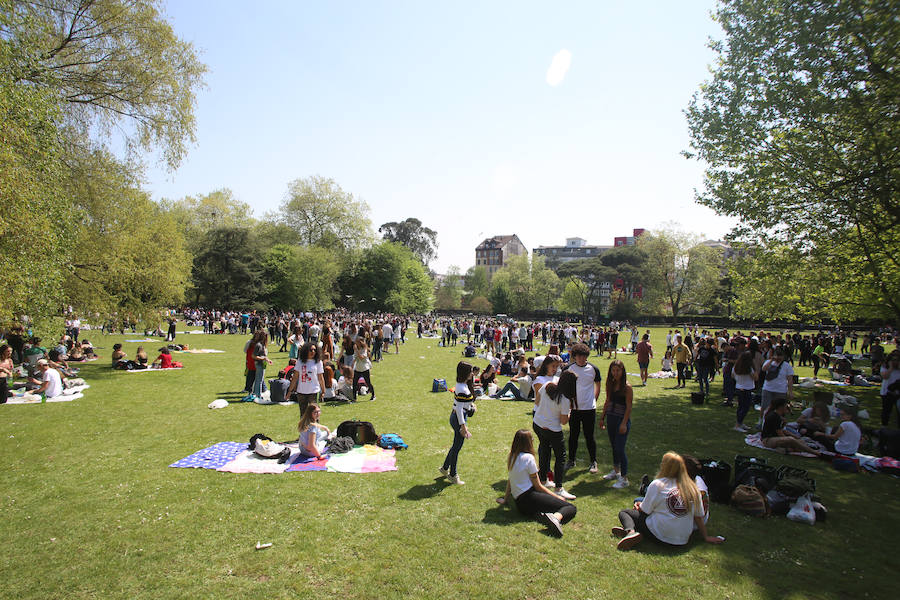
[174,349,225,354]
[169,441,245,469]
[744,432,817,458]
[123,366,184,373]
[5,392,83,404]
[126,338,156,343]
[170,442,396,473]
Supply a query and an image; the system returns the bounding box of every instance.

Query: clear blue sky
[146,0,736,272]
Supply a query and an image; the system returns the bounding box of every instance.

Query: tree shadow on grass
[397,477,452,501]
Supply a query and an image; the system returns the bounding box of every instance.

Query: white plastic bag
[787,493,816,525]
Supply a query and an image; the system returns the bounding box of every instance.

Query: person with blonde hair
[496,429,576,537]
[613,452,724,550]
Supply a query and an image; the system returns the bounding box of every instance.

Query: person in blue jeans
[600,359,633,489]
[694,338,715,397]
[440,361,476,485]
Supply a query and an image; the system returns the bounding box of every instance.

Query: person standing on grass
[880,351,900,426]
[612,452,723,551]
[600,360,633,489]
[563,343,602,474]
[287,342,326,414]
[758,347,794,428]
[352,338,376,402]
[732,350,757,433]
[673,335,691,388]
[693,338,715,397]
[533,370,577,500]
[635,334,653,386]
[440,361,477,485]
[496,429,577,538]
[250,331,273,400]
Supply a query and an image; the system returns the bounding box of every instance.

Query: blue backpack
[432,378,447,392]
[377,433,408,450]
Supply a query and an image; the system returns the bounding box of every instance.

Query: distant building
[475,234,527,278]
[613,228,646,247]
[533,237,613,268]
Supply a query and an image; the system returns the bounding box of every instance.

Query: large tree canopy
[277,176,373,251]
[685,0,900,320]
[379,218,439,266]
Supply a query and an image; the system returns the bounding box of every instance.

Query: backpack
[336,420,378,445]
[432,378,448,393]
[691,392,705,405]
[731,484,770,516]
[700,459,733,504]
[248,433,291,463]
[377,433,409,450]
[775,476,816,499]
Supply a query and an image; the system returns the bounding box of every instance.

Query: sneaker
[538,512,563,538]
[617,530,643,550]
[589,462,598,474]
[438,466,448,477]
[565,460,576,470]
[539,479,548,487]
[733,424,748,432]
[241,394,256,402]
[602,469,618,481]
[555,487,576,500]
[610,526,627,538]
[448,475,465,485]
[612,475,630,489]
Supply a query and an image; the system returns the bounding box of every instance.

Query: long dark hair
[507,428,535,470]
[734,350,753,375]
[536,355,561,377]
[606,359,626,392]
[545,370,577,404]
[299,342,320,362]
[456,361,473,384]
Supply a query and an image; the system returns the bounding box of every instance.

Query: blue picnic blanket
[169,441,245,469]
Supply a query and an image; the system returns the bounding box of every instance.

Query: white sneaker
[733,425,748,432]
[602,469,618,480]
[555,487,576,500]
[589,462,598,474]
[612,476,630,489]
[449,475,465,485]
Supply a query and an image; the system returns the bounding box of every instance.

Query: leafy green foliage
[262,244,340,311]
[339,242,433,313]
[190,227,262,309]
[686,0,900,320]
[379,217,438,266]
[277,176,373,251]
[463,266,490,301]
[490,255,559,314]
[434,266,463,310]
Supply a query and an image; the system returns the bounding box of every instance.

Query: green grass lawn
[1,327,896,599]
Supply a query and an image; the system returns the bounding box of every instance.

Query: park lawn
[0,327,896,600]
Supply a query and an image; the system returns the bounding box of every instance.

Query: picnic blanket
[5,392,83,404]
[174,348,225,354]
[744,432,817,458]
[126,338,157,343]
[123,366,184,373]
[170,442,396,473]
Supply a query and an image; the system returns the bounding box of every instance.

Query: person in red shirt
[635,334,653,386]
[153,347,174,369]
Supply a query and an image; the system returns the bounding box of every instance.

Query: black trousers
[568,409,597,463]
[533,423,567,488]
[618,509,664,544]
[515,487,576,523]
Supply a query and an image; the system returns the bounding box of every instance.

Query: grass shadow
[397,477,451,501]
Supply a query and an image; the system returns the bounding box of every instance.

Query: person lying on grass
[613,452,724,551]
[761,397,821,456]
[496,428,576,538]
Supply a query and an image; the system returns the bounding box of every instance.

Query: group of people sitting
[111,344,182,370]
[0,340,87,402]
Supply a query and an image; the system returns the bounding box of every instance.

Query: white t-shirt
[517,374,533,398]
[734,369,756,390]
[761,359,794,394]
[694,476,710,526]
[294,360,324,394]
[564,362,602,410]
[42,368,63,398]
[381,323,393,339]
[835,420,862,455]
[532,374,555,410]
[642,477,704,545]
[533,355,545,369]
[880,366,900,396]
[509,452,538,499]
[533,384,570,432]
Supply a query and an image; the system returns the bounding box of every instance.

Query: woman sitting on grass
[111,344,127,367]
[761,397,821,456]
[613,452,724,551]
[796,399,831,436]
[152,347,175,369]
[496,428,576,538]
[298,403,332,459]
[812,404,862,455]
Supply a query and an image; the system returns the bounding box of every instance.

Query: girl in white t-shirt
[496,429,576,537]
[298,403,332,459]
[613,452,724,550]
[813,404,862,455]
[732,350,757,432]
[532,370,576,500]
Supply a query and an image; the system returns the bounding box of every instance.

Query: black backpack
[700,459,733,504]
[336,420,378,445]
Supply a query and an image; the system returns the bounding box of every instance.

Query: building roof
[476,234,523,250]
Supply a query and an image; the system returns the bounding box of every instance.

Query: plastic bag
[787,493,816,525]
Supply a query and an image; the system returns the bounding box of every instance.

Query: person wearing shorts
[635,334,653,386]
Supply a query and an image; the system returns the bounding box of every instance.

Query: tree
[434,266,463,310]
[491,255,559,314]
[191,227,262,309]
[379,218,438,266]
[600,245,650,311]
[262,245,340,311]
[468,296,492,314]
[63,148,190,318]
[685,0,900,320]
[161,189,255,250]
[4,0,207,169]
[338,242,432,313]
[557,257,617,321]
[463,266,490,302]
[638,229,723,322]
[277,176,373,251]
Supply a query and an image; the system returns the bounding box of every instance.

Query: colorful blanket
[170,442,397,473]
[744,432,817,458]
[123,366,184,373]
[174,349,225,354]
